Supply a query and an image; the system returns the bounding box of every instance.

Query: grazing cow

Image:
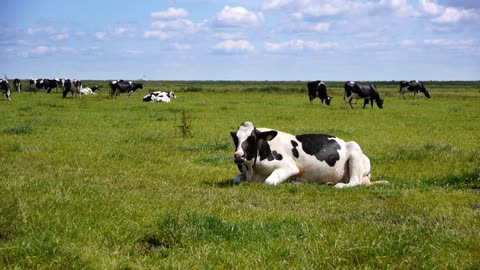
[0,79,11,101]
[29,78,44,93]
[42,79,62,93]
[399,80,430,99]
[231,122,387,188]
[79,86,99,95]
[13,79,21,92]
[109,80,144,98]
[143,91,176,102]
[344,81,384,109]
[307,80,332,105]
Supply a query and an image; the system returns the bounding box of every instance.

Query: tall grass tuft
[1,124,32,135]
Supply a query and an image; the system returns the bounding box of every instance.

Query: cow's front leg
[264,167,299,185]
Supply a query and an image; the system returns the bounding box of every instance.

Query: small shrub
[174,110,193,138]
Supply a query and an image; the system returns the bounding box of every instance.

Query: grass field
[1,80,479,269]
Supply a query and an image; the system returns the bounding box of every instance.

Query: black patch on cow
[267,150,283,161]
[257,137,273,161]
[295,134,341,167]
[291,140,299,158]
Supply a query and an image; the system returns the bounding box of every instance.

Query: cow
[29,78,44,94]
[231,122,387,188]
[62,79,73,98]
[13,79,21,92]
[79,86,99,95]
[307,80,332,105]
[73,79,82,96]
[109,80,144,98]
[42,79,62,93]
[344,81,383,109]
[0,79,11,101]
[143,91,176,102]
[399,80,430,99]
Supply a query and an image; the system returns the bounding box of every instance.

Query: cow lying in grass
[143,91,176,103]
[231,122,387,188]
[80,86,99,95]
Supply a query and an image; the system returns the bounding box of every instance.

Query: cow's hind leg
[334,142,370,188]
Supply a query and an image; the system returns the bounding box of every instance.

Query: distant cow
[231,122,387,188]
[42,79,62,93]
[0,79,11,101]
[13,79,21,92]
[109,80,144,98]
[62,79,73,98]
[143,91,176,102]
[29,78,44,93]
[307,80,332,105]
[73,79,82,96]
[344,81,383,109]
[80,86,99,95]
[399,80,430,99]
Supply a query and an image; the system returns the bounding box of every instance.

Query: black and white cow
[62,79,73,98]
[73,79,82,96]
[79,86,99,95]
[29,78,44,93]
[344,81,384,109]
[13,79,21,92]
[231,122,387,188]
[109,80,144,98]
[0,79,11,101]
[399,80,430,99]
[307,80,332,105]
[143,91,176,102]
[42,79,62,93]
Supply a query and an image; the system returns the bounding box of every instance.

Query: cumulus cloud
[212,39,255,53]
[150,8,188,19]
[264,39,338,53]
[214,6,264,27]
[419,0,479,23]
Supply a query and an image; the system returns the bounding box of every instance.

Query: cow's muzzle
[233,153,246,164]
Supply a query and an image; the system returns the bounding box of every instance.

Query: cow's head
[326,96,332,105]
[230,122,277,165]
[375,98,384,109]
[421,87,430,98]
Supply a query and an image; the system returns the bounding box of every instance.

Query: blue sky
[1,0,479,80]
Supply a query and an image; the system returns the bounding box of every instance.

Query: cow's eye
[247,135,256,144]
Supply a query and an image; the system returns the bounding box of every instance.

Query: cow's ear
[230,132,236,139]
[259,130,278,141]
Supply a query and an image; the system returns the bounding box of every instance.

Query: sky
[1,0,479,81]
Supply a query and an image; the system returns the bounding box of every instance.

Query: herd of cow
[307,80,430,109]
[0,78,178,103]
[1,78,429,108]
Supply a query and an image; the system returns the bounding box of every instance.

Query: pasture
[1,80,479,269]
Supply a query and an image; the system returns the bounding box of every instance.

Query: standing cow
[231,122,387,188]
[29,78,44,94]
[399,80,430,99]
[307,80,332,105]
[344,81,383,109]
[0,79,11,100]
[13,79,21,92]
[109,80,144,98]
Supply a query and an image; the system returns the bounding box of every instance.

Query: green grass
[1,81,479,269]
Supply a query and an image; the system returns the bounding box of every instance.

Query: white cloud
[151,19,198,33]
[171,43,191,50]
[261,0,293,10]
[150,8,188,19]
[95,32,109,40]
[424,39,475,47]
[30,46,75,56]
[419,0,479,23]
[215,6,264,27]
[264,39,338,52]
[212,39,255,53]
[432,7,479,23]
[143,30,171,40]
